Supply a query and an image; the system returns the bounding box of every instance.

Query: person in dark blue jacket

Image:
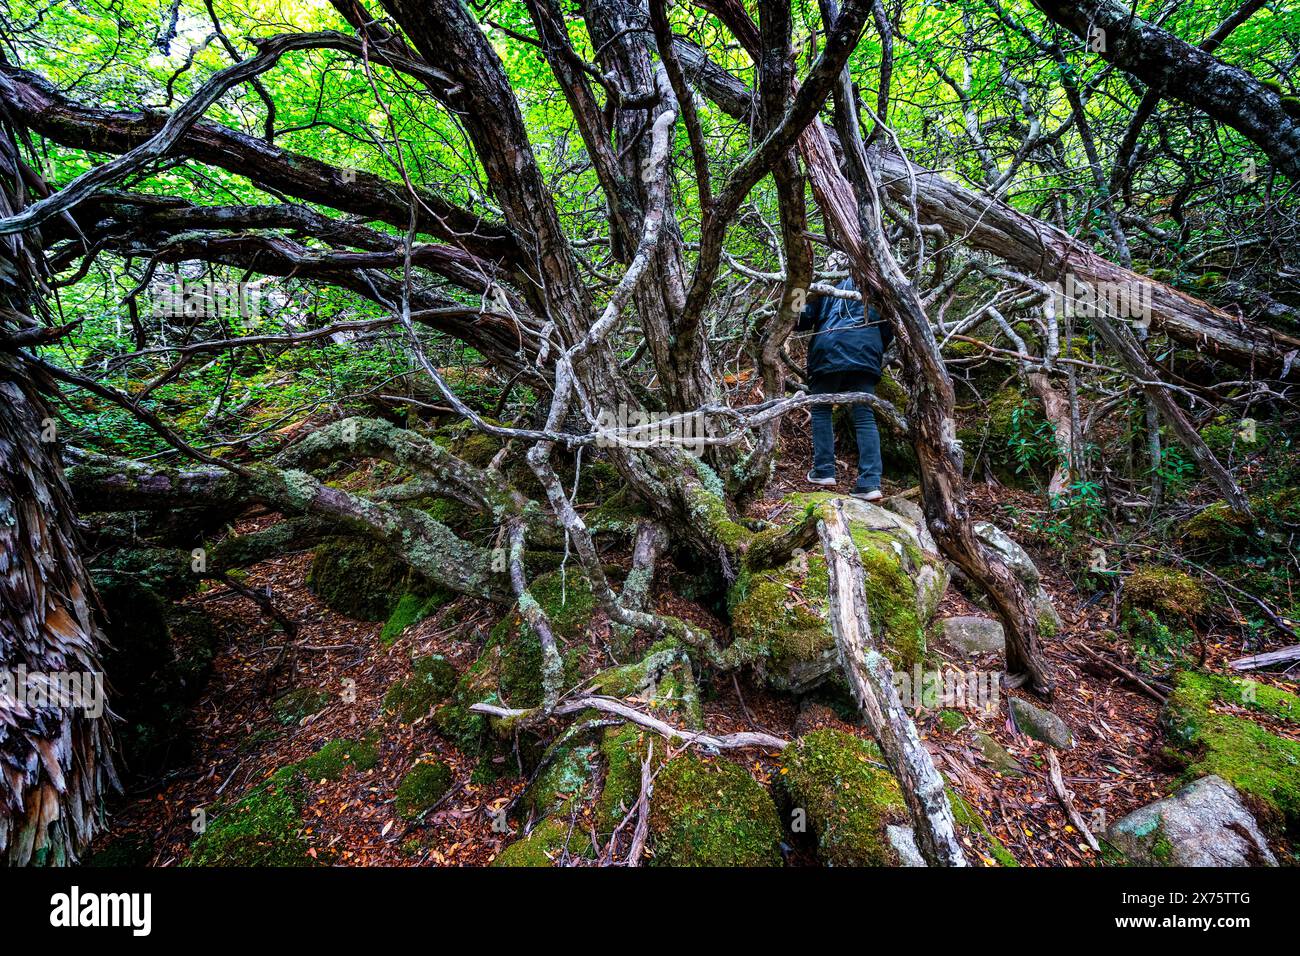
[796,272,893,500]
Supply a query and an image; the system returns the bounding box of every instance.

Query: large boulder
[1009,697,1073,749]
[1107,776,1277,866]
[780,729,909,866]
[307,538,420,621]
[730,493,949,694]
[937,615,1005,657]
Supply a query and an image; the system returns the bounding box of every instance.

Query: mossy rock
[1159,671,1300,833]
[272,687,332,726]
[1179,501,1254,555]
[1121,565,1207,671]
[729,493,946,693]
[395,760,454,820]
[185,767,315,867]
[647,754,782,867]
[297,734,380,781]
[523,740,599,818]
[383,654,458,723]
[307,538,420,621]
[380,591,451,645]
[491,569,595,708]
[493,818,589,867]
[779,728,907,866]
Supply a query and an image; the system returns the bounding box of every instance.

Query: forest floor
[89,426,1299,867]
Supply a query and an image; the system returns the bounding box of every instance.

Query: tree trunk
[0,135,116,864]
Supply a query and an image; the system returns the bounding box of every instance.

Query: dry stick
[1068,640,1169,703]
[818,501,967,867]
[469,696,789,751]
[625,741,654,867]
[1045,750,1100,852]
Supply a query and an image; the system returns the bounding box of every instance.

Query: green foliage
[297,735,380,781]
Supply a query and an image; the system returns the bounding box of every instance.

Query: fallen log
[818,499,968,867]
[1229,644,1300,672]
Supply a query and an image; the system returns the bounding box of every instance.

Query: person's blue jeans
[809,372,882,493]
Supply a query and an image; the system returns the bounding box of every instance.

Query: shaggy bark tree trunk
[0,134,115,864]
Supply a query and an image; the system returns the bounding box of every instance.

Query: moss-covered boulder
[297,734,380,781]
[380,590,451,645]
[185,767,315,867]
[395,761,453,820]
[780,728,908,866]
[1121,565,1207,670]
[1106,775,1277,866]
[307,538,419,621]
[647,754,782,867]
[729,493,948,693]
[383,654,458,723]
[1159,671,1300,833]
[492,818,589,867]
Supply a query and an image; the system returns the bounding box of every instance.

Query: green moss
[525,741,598,818]
[298,734,380,781]
[395,761,453,820]
[1179,501,1254,554]
[380,591,450,645]
[185,768,314,867]
[729,500,932,691]
[1124,565,1207,620]
[383,654,458,722]
[307,538,419,621]
[938,709,968,733]
[271,687,331,726]
[648,754,782,867]
[780,728,906,866]
[948,789,1018,866]
[494,569,593,707]
[492,818,578,867]
[1160,671,1300,831]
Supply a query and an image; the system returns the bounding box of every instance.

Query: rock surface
[938,615,1006,656]
[973,522,1061,633]
[730,493,949,693]
[1107,775,1278,867]
[1009,697,1073,749]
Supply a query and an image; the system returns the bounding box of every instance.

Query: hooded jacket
[797,277,893,380]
